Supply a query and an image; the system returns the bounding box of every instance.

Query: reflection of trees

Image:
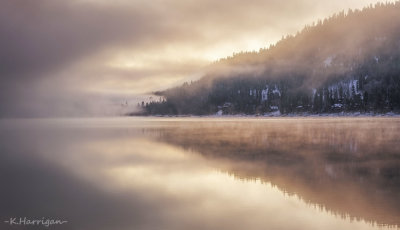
[144,118,400,227]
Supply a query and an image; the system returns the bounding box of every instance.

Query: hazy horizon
[0,0,396,117]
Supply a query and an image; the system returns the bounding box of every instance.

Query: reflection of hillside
[144,118,400,227]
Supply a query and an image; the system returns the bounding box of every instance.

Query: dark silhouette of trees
[141,2,400,115]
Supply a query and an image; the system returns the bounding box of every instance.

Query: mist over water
[0,117,399,230]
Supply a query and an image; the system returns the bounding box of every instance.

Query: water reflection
[145,118,400,227]
[0,118,399,230]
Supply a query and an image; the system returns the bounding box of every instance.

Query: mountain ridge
[137,2,400,116]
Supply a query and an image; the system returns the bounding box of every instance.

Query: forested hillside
[139,2,400,115]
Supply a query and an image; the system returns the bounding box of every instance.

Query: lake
[0,117,399,230]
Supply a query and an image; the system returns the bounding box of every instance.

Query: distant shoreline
[128,111,400,118]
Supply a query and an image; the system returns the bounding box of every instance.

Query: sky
[0,0,395,117]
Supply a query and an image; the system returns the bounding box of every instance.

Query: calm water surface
[0,117,399,230]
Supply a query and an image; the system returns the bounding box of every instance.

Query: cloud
[0,0,393,117]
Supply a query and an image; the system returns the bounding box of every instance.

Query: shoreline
[129,111,400,118]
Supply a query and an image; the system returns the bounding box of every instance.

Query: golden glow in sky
[80,0,396,96]
[0,0,396,116]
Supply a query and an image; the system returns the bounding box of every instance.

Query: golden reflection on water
[141,118,400,227]
[0,117,399,230]
[67,136,398,230]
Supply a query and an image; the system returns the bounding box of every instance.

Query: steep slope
[141,2,400,115]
